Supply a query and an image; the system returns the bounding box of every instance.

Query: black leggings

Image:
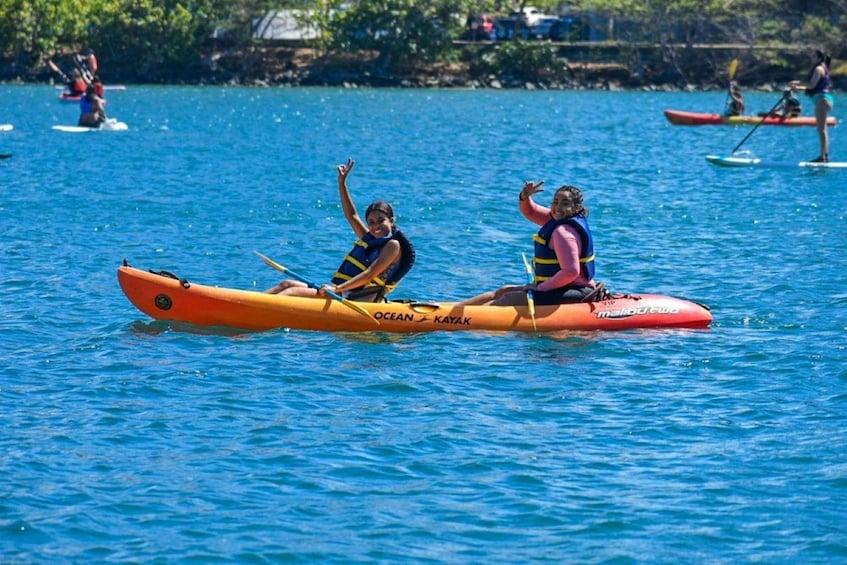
[533,286,593,305]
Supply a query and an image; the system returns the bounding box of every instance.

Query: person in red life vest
[83,48,98,75]
[74,48,98,79]
[92,74,105,98]
[68,69,88,96]
[460,181,598,306]
[78,84,107,127]
[265,159,415,302]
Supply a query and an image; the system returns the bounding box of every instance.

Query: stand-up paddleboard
[52,119,129,133]
[706,154,847,169]
[0,124,12,132]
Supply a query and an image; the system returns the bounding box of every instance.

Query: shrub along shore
[1,42,838,92]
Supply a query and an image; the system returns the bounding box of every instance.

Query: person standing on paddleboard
[459,182,599,306]
[790,50,834,162]
[265,159,414,301]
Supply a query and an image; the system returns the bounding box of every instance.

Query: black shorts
[533,286,593,305]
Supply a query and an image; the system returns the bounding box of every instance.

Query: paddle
[731,92,787,154]
[521,252,537,332]
[48,60,70,84]
[254,250,379,325]
[723,59,739,111]
[0,154,11,159]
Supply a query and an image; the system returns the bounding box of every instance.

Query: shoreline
[1,45,834,92]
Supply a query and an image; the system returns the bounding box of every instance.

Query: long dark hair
[815,49,831,70]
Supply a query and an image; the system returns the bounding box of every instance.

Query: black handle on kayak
[731,93,787,154]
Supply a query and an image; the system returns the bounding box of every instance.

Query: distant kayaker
[74,48,98,82]
[725,81,744,116]
[778,89,802,118]
[790,49,834,163]
[67,69,88,96]
[265,158,415,301]
[78,84,107,127]
[459,181,599,306]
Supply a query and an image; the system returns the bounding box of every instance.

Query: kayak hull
[118,265,713,333]
[665,109,836,127]
[705,154,847,169]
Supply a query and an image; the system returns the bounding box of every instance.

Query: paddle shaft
[254,251,378,324]
[521,253,537,331]
[732,94,786,154]
[48,60,70,84]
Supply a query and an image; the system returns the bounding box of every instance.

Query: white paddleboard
[0,124,13,132]
[706,154,847,169]
[52,119,128,133]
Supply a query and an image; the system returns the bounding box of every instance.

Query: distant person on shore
[725,81,744,116]
[265,159,415,301]
[78,85,107,127]
[459,181,600,306]
[790,49,834,162]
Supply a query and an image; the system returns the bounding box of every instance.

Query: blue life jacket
[331,230,415,299]
[532,215,595,285]
[79,96,93,114]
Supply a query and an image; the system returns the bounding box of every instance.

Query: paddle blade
[255,250,379,325]
[341,298,379,322]
[521,252,537,330]
[729,59,739,80]
[254,250,288,275]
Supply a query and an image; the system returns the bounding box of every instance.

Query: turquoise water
[1,85,845,562]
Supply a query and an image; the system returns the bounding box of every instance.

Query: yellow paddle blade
[340,298,378,320]
[521,253,537,330]
[254,250,288,274]
[255,250,379,325]
[729,59,739,80]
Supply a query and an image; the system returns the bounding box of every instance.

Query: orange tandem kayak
[117,264,713,333]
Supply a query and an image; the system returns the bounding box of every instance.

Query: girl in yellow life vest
[266,159,414,301]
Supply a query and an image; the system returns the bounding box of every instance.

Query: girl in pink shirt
[460,181,596,306]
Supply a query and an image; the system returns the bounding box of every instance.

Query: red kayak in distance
[664,109,837,127]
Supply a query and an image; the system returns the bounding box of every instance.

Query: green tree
[92,0,228,80]
[0,0,97,68]
[328,0,464,74]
